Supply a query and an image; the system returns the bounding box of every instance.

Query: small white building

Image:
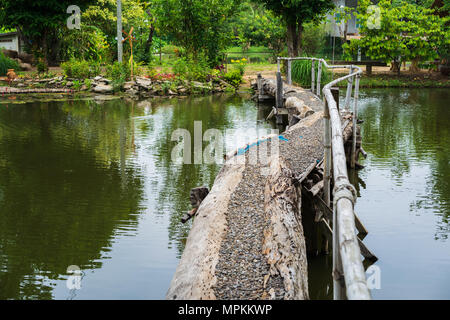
[0,31,24,54]
[328,0,360,38]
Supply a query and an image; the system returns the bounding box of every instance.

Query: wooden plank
[266,108,275,120]
[309,180,324,197]
[354,212,368,236]
[294,161,317,185]
[357,237,378,262]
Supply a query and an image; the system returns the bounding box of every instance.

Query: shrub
[291,59,331,88]
[230,58,247,76]
[223,69,243,88]
[0,51,20,76]
[36,58,49,74]
[106,61,131,81]
[61,59,100,79]
[172,56,210,82]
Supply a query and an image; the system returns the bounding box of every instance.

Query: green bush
[61,59,100,79]
[172,56,210,82]
[36,58,49,74]
[223,69,243,88]
[0,51,20,76]
[106,61,130,81]
[291,59,331,88]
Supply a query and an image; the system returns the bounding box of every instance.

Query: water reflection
[352,88,450,299]
[0,101,145,299]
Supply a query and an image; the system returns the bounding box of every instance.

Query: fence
[277,57,370,300]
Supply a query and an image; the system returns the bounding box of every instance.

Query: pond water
[309,88,450,300]
[0,88,448,300]
[0,94,274,299]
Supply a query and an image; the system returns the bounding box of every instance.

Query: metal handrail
[277,57,370,300]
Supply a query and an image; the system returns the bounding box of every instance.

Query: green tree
[152,0,241,66]
[230,2,286,56]
[253,0,334,57]
[0,0,95,64]
[344,0,449,73]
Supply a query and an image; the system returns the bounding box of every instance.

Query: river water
[0,88,448,299]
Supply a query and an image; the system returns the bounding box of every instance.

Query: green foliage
[84,79,92,90]
[343,0,449,69]
[291,59,330,88]
[0,51,19,76]
[254,0,334,56]
[230,58,247,75]
[172,56,210,82]
[82,0,151,62]
[61,59,100,79]
[61,26,110,62]
[72,80,83,91]
[152,0,240,66]
[0,0,96,62]
[300,22,327,56]
[106,61,131,80]
[36,60,49,74]
[223,69,243,87]
[230,2,286,58]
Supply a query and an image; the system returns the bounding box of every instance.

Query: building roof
[0,32,18,38]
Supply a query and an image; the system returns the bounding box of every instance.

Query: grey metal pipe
[276,56,368,300]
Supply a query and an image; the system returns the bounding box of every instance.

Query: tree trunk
[287,22,299,57]
[297,23,303,56]
[409,58,420,73]
[144,24,155,61]
[391,60,401,75]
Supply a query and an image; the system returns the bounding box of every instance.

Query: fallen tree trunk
[0,87,75,94]
[262,155,309,300]
[166,159,246,300]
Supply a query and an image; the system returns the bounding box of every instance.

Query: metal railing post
[344,66,353,110]
[317,60,322,97]
[271,57,371,300]
[287,59,292,85]
[350,74,360,169]
[323,99,331,208]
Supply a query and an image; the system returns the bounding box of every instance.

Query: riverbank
[0,74,237,98]
[335,71,450,88]
[242,63,450,88]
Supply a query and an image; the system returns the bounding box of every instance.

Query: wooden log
[285,97,314,118]
[181,208,198,224]
[167,159,246,300]
[190,186,209,208]
[0,87,75,94]
[263,155,309,299]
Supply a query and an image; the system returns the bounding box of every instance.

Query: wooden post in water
[257,73,263,101]
[276,71,284,125]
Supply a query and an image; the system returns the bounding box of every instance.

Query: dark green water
[0,88,449,300]
[309,88,450,300]
[0,94,274,299]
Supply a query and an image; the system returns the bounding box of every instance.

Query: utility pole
[117,0,123,63]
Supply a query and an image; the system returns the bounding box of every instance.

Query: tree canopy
[0,0,95,63]
[254,0,334,56]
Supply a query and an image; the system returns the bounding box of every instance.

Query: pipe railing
[277,57,370,300]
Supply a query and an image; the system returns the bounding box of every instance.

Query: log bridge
[167,57,376,300]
